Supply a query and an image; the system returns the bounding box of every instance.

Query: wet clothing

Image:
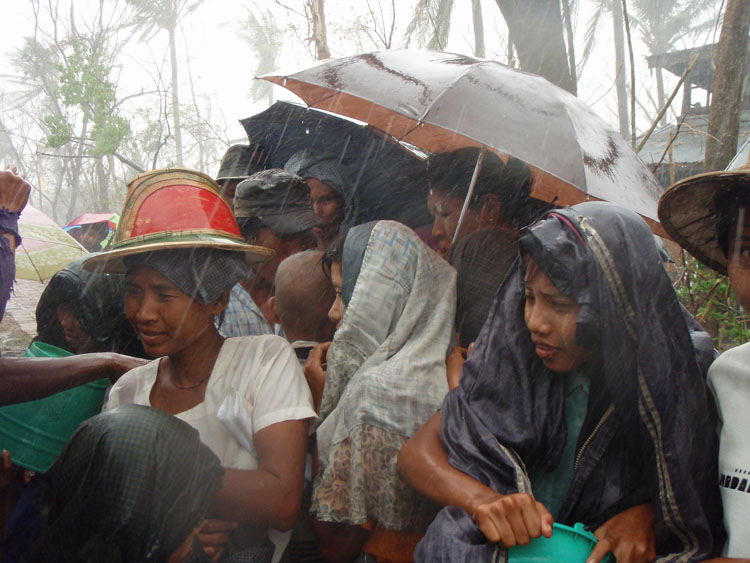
[0,209,21,324]
[417,202,721,562]
[2,481,41,563]
[24,404,223,562]
[313,221,456,542]
[35,255,144,356]
[528,370,589,519]
[447,227,518,345]
[220,283,275,337]
[107,336,316,561]
[708,341,750,557]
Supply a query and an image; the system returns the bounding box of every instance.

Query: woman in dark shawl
[24,404,224,562]
[35,256,145,357]
[399,202,720,562]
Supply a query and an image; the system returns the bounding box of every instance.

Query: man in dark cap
[215,144,269,205]
[220,169,318,337]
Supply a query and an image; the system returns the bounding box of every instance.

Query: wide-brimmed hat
[233,169,322,235]
[216,144,269,181]
[659,153,750,274]
[83,168,273,273]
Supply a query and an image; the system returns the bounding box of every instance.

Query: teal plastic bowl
[0,342,108,472]
[508,522,614,562]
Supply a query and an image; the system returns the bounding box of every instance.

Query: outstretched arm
[398,411,553,547]
[0,353,146,406]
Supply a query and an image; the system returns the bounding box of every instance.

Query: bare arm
[398,412,553,547]
[398,411,499,513]
[209,418,309,531]
[0,353,146,406]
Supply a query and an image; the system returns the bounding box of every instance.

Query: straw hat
[83,168,273,273]
[658,153,750,275]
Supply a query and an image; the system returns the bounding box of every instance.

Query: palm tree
[403,0,454,51]
[124,0,205,166]
[238,7,283,105]
[582,0,718,135]
[630,0,717,125]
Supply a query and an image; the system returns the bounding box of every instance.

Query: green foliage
[43,36,130,155]
[43,113,74,148]
[238,6,283,103]
[89,115,130,157]
[674,253,750,350]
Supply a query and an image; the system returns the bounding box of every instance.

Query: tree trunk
[65,119,88,222]
[95,157,108,212]
[705,0,750,172]
[561,0,576,95]
[612,0,629,140]
[493,0,575,94]
[168,24,184,166]
[656,67,666,126]
[310,0,331,60]
[471,0,485,59]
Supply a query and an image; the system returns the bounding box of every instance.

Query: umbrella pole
[452,146,486,244]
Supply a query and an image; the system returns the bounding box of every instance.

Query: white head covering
[314,220,456,528]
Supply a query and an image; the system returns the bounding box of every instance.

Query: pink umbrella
[64,213,118,230]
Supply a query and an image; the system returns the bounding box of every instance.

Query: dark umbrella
[241,101,432,230]
[261,50,667,235]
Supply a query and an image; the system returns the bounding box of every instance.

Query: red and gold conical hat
[83,168,273,273]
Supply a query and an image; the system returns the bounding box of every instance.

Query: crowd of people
[0,136,748,563]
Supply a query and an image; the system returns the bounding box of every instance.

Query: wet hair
[716,186,750,256]
[321,231,347,278]
[426,147,552,229]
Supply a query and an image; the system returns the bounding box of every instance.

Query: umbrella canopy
[16,205,87,282]
[241,101,432,229]
[64,213,119,251]
[64,213,118,230]
[262,50,666,235]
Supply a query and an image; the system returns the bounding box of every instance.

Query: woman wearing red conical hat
[87,169,316,562]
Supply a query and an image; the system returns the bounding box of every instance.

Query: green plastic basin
[0,342,108,472]
[508,522,614,562]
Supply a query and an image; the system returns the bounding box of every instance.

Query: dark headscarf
[418,202,720,561]
[284,150,358,228]
[123,248,250,305]
[35,256,145,357]
[25,404,223,562]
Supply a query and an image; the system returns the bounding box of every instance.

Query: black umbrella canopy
[241,101,432,230]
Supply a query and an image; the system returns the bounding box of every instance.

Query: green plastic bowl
[0,342,108,472]
[508,522,614,562]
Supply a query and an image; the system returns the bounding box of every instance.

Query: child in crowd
[34,256,145,357]
[400,202,721,562]
[659,162,750,560]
